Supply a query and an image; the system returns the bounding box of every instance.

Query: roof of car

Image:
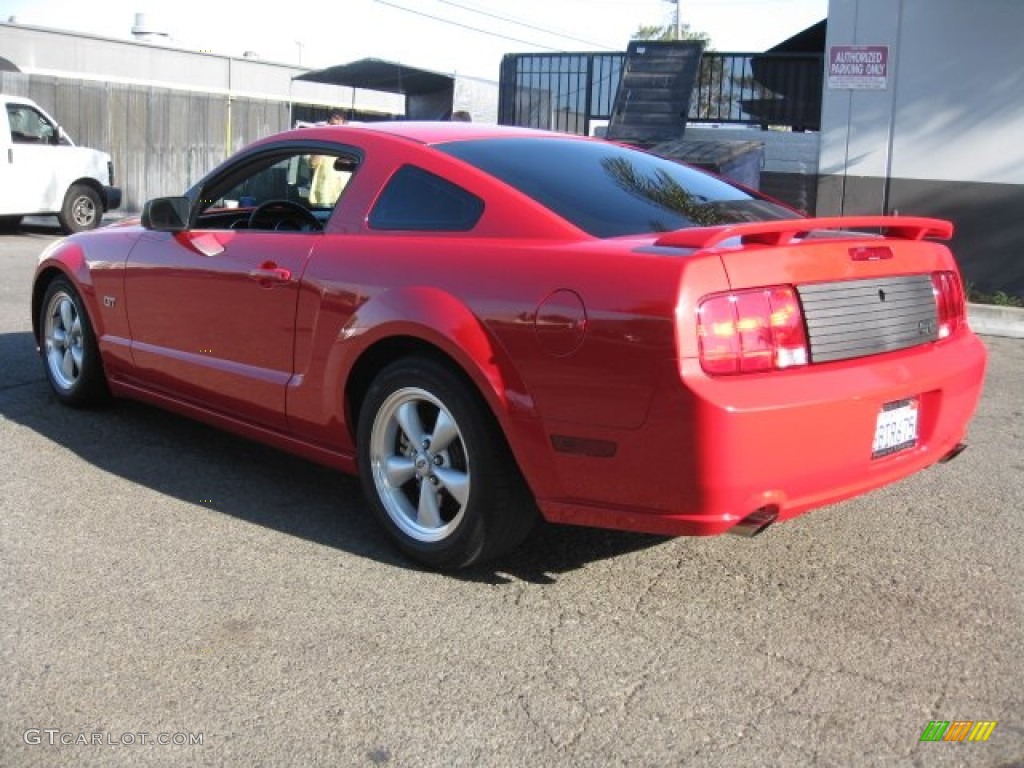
[283,121,581,146]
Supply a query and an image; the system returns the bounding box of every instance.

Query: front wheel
[357,357,536,569]
[58,184,103,233]
[39,276,109,406]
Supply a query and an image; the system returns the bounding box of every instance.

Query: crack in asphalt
[630,559,678,615]
[759,646,915,699]
[516,691,564,758]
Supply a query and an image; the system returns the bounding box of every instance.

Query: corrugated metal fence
[2,72,290,212]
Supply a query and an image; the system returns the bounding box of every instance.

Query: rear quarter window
[369,165,484,231]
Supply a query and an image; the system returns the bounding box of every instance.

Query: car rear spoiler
[654,216,954,250]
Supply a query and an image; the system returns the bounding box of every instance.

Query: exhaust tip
[939,442,968,464]
[729,507,778,538]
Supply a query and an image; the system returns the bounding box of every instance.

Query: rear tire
[58,184,102,233]
[357,356,537,570]
[39,276,109,406]
[0,215,23,232]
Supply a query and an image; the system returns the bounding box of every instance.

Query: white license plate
[872,398,919,459]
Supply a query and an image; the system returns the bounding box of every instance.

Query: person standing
[309,113,349,207]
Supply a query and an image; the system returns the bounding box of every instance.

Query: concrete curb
[967,303,1024,339]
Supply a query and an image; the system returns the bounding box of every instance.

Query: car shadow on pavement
[0,331,669,581]
[459,524,672,585]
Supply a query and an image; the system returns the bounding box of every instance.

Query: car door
[124,149,338,431]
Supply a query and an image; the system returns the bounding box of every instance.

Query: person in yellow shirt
[309,113,350,207]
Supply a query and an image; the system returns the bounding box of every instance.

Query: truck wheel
[58,185,102,233]
[0,215,23,232]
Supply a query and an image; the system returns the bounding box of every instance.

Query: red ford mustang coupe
[32,122,987,569]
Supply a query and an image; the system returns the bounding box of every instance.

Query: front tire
[58,184,103,233]
[357,357,536,570]
[39,276,109,406]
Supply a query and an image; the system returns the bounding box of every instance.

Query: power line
[436,0,619,50]
[372,0,568,52]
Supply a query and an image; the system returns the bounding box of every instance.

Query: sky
[1,0,828,80]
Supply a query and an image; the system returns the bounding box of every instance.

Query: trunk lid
[661,217,965,367]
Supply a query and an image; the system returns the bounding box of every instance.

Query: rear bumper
[535,332,988,536]
[103,186,122,211]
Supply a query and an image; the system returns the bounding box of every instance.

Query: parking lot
[1,225,1021,767]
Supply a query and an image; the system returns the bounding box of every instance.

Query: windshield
[437,137,796,238]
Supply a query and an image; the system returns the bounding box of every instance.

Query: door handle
[248,266,291,282]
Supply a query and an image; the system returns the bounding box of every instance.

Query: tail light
[697,286,809,374]
[108,161,115,186]
[931,271,966,339]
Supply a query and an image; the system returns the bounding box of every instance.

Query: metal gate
[499,52,823,135]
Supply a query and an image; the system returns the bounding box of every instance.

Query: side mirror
[141,197,191,232]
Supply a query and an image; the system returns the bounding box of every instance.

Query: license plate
[872,398,919,459]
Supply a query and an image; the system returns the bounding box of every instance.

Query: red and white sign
[828,45,889,90]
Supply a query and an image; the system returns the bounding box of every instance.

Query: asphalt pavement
[1,227,1022,767]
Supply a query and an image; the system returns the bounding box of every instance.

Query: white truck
[1,94,121,233]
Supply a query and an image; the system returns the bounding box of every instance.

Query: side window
[6,105,57,144]
[215,157,300,210]
[194,149,358,231]
[369,165,484,231]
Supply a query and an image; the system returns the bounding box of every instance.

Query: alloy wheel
[368,387,471,543]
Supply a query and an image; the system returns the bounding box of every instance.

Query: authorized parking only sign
[828,45,889,89]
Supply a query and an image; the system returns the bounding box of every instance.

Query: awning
[294,58,455,120]
[765,20,827,54]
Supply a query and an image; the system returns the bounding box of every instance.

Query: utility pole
[665,0,683,40]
